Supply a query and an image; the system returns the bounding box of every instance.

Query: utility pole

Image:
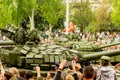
[66,0,69,34]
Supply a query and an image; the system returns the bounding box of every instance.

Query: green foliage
[0,0,12,28]
[0,0,65,31]
[0,0,37,28]
[72,1,93,32]
[40,0,65,27]
[85,22,96,34]
[111,0,120,27]
[34,10,49,30]
[34,0,65,31]
[94,3,112,31]
[53,18,65,30]
[13,0,37,26]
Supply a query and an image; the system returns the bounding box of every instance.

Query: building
[63,0,104,11]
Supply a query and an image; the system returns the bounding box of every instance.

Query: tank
[1,28,120,52]
[1,43,120,69]
[59,40,120,51]
[59,32,120,51]
[0,40,15,49]
[0,28,120,73]
[0,41,120,71]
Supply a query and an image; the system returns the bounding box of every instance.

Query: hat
[101,56,110,61]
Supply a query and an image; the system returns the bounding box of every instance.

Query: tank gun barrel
[82,50,120,60]
[0,41,15,45]
[100,42,120,48]
[74,42,120,51]
[0,28,15,42]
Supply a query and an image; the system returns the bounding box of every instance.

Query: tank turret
[0,28,40,45]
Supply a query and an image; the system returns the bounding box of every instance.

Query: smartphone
[67,61,71,66]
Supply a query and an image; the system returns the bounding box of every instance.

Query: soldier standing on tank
[15,20,28,45]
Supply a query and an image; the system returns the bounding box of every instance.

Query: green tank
[1,28,120,73]
[59,40,120,51]
[1,43,120,70]
[1,28,119,52]
[0,43,120,76]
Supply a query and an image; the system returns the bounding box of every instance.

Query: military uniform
[15,28,28,45]
[28,29,40,44]
[14,20,28,45]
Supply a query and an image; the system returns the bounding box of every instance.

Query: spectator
[82,66,95,80]
[35,66,44,80]
[46,72,54,80]
[96,56,115,80]
[114,63,120,72]
[54,60,81,80]
[25,71,34,80]
[0,60,5,80]
[71,60,79,80]
[18,69,26,80]
[54,59,66,80]
[4,71,12,80]
[8,67,19,80]
[66,74,74,80]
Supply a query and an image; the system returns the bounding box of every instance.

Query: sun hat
[101,56,110,61]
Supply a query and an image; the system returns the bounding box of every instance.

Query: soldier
[28,29,40,44]
[15,20,28,45]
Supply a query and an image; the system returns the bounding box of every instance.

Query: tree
[0,0,12,28]
[72,0,93,33]
[94,2,112,31]
[34,9,49,30]
[111,0,120,30]
[12,0,37,30]
[40,0,65,32]
[0,0,39,30]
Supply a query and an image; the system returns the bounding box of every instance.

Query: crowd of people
[0,55,120,80]
[39,31,120,42]
[85,31,120,50]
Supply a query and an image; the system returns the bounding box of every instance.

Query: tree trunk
[49,24,53,37]
[29,8,35,31]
